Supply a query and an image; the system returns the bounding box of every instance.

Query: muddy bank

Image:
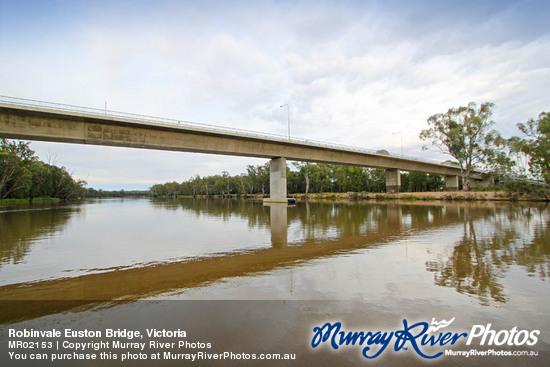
[293,191,548,202]
[179,191,548,202]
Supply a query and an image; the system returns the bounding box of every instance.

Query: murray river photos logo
[310,318,540,359]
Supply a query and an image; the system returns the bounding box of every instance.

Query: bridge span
[0,97,474,202]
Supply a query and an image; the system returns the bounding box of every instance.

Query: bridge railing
[0,95,459,168]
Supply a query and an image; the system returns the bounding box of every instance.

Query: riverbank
[0,197,61,205]
[187,190,548,202]
[296,191,548,202]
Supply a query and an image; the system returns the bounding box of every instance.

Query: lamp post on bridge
[392,131,403,157]
[280,104,290,138]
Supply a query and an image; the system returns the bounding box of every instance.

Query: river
[0,198,548,366]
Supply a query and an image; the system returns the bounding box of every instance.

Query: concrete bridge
[0,97,475,202]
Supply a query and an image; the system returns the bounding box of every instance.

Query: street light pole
[392,132,403,157]
[280,104,289,138]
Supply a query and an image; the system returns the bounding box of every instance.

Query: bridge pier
[385,169,401,193]
[445,175,459,191]
[264,157,288,203]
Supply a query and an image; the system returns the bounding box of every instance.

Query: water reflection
[267,203,288,247]
[0,202,80,266]
[151,198,463,241]
[150,197,270,227]
[426,205,549,305]
[0,199,548,323]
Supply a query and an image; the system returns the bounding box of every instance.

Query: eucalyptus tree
[510,112,549,183]
[420,102,502,190]
[0,139,34,199]
[292,162,317,195]
[246,164,269,195]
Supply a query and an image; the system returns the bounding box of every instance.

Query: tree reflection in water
[0,202,80,266]
[425,206,549,306]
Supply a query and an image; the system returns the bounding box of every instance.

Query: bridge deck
[0,98,469,177]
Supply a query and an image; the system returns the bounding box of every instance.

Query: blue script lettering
[394,320,441,359]
[311,322,342,349]
[311,319,468,359]
[361,330,394,359]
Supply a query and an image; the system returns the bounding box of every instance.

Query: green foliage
[149,162,447,197]
[245,164,269,195]
[0,139,86,200]
[420,102,503,190]
[401,172,444,192]
[503,179,549,201]
[84,188,148,198]
[484,133,515,176]
[510,112,550,183]
[0,139,34,199]
[364,168,385,192]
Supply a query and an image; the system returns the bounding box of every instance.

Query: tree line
[84,188,149,198]
[420,103,548,190]
[0,139,86,200]
[149,161,445,197]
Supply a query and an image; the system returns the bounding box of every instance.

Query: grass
[395,195,419,201]
[0,197,62,205]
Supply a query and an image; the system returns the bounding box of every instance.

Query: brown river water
[0,198,548,366]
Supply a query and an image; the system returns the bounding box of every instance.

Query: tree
[292,162,317,195]
[149,184,165,197]
[0,139,86,200]
[0,139,35,199]
[29,160,53,198]
[163,181,179,197]
[484,133,515,177]
[238,173,249,195]
[364,168,385,192]
[246,165,269,195]
[48,165,86,199]
[419,102,501,191]
[221,171,231,195]
[510,112,549,183]
[190,175,201,196]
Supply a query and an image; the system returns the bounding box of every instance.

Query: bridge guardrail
[1,95,461,169]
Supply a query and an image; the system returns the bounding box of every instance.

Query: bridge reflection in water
[268,203,288,248]
[0,199,547,324]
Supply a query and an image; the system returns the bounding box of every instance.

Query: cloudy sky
[1,0,549,190]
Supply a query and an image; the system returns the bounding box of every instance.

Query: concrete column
[268,203,288,247]
[445,175,459,191]
[264,157,288,203]
[385,169,401,193]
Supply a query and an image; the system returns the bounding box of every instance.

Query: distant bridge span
[0,97,475,201]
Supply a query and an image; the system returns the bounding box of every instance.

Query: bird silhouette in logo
[427,317,456,333]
